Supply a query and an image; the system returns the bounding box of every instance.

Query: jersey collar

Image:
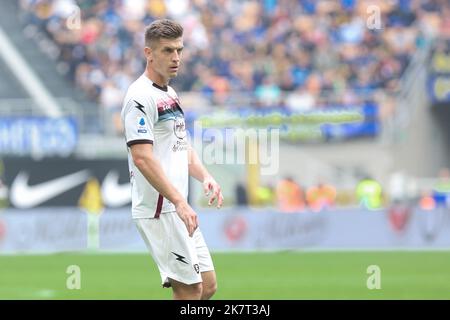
[142,74,168,92]
[152,82,168,92]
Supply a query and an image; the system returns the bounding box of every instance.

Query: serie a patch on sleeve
[137,117,148,134]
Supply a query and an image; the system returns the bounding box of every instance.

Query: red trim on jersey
[154,194,163,218]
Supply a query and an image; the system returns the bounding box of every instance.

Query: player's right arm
[123,94,198,236]
[130,143,198,236]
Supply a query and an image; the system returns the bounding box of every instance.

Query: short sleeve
[123,96,157,147]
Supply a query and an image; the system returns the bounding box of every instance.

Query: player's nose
[172,51,180,62]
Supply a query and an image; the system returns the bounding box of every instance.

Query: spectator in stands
[285,86,316,112]
[255,76,282,108]
[275,176,306,213]
[356,175,384,210]
[387,171,408,205]
[432,167,450,209]
[419,190,436,211]
[306,181,337,212]
[255,183,275,207]
[234,182,248,207]
[18,0,445,133]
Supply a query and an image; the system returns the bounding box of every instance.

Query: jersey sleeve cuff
[127,139,154,147]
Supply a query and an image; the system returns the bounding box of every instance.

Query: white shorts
[134,211,214,287]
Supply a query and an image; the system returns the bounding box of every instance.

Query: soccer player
[121,19,223,300]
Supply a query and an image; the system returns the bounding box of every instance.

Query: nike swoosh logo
[134,100,146,115]
[101,170,131,207]
[10,170,91,209]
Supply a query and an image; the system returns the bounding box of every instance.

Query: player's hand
[203,176,224,209]
[175,201,198,237]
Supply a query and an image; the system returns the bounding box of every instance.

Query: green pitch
[0,251,449,299]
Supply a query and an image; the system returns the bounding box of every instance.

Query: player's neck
[144,68,169,88]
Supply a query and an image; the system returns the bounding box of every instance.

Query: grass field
[0,251,449,299]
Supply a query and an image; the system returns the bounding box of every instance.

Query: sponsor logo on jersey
[172,140,188,152]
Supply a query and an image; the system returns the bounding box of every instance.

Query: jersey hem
[132,208,176,219]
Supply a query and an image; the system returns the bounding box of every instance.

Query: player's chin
[168,68,178,76]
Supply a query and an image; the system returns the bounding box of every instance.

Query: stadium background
[0,0,450,299]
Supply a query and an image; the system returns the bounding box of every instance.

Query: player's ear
[144,46,153,62]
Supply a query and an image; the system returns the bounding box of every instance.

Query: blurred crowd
[17,0,450,134]
[234,167,450,212]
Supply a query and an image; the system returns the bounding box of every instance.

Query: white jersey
[121,74,189,219]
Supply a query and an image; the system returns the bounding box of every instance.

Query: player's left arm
[188,144,224,208]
